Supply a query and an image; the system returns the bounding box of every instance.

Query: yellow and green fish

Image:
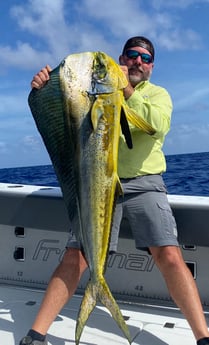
[28,51,155,345]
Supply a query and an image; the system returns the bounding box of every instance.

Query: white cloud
[0,0,208,167]
[10,0,79,61]
[157,29,201,50]
[0,93,29,115]
[80,0,153,36]
[22,135,43,151]
[165,123,209,154]
[78,0,202,50]
[171,83,209,112]
[151,0,209,10]
[1,0,202,73]
[0,42,53,70]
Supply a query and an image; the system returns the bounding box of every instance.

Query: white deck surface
[0,285,206,345]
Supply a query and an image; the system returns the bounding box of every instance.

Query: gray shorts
[66,175,179,252]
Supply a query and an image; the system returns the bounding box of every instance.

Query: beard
[128,68,152,86]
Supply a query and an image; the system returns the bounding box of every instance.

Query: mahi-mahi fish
[28,51,155,345]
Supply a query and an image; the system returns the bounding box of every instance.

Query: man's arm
[126,86,173,137]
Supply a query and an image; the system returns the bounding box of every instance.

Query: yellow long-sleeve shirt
[118,80,173,178]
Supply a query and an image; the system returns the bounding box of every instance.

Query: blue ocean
[0,151,209,196]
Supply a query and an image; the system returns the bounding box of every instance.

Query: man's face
[119,46,154,86]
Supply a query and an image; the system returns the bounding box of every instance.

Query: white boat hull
[0,183,208,344]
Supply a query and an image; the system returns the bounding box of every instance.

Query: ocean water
[0,151,209,196]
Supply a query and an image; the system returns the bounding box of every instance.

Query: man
[19,36,209,345]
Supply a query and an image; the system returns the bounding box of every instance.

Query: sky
[0,0,209,168]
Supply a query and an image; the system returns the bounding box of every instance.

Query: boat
[0,182,209,344]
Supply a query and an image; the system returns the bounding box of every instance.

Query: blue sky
[0,0,209,168]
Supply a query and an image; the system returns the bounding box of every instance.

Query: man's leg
[31,248,87,334]
[150,245,209,341]
[19,247,87,345]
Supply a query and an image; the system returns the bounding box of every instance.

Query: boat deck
[1,284,207,345]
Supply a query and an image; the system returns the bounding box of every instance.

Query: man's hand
[120,65,134,100]
[31,65,52,89]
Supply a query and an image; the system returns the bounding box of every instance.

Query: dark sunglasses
[125,49,153,64]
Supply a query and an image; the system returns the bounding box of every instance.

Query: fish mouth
[89,75,110,96]
[90,71,108,96]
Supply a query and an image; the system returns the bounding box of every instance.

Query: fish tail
[75,278,132,345]
[98,278,132,344]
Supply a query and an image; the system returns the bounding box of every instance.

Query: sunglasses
[125,49,153,64]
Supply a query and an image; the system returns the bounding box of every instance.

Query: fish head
[60,51,128,123]
[91,51,128,95]
[61,51,128,97]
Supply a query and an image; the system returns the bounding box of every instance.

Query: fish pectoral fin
[75,278,131,345]
[90,96,101,131]
[122,102,156,135]
[90,94,116,131]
